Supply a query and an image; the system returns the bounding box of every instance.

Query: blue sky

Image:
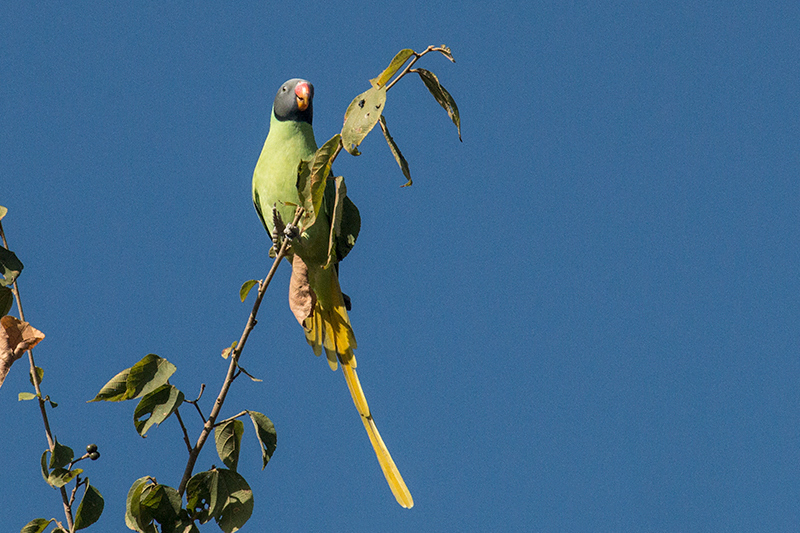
[2,1,799,531]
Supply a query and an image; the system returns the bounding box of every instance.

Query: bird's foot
[284,224,300,240]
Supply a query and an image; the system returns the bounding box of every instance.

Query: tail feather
[342,363,414,509]
[301,268,413,508]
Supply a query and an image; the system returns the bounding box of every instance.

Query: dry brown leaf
[0,315,44,390]
[289,255,316,326]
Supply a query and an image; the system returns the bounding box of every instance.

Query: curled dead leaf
[289,255,316,326]
[0,315,44,389]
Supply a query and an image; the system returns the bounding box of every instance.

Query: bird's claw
[284,224,299,240]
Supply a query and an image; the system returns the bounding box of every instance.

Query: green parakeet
[252,79,413,508]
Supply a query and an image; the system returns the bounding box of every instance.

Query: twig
[0,220,75,531]
[385,45,450,91]
[212,410,249,428]
[177,207,304,495]
[174,409,193,454]
[184,383,208,424]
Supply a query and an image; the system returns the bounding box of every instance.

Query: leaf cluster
[26,440,105,532]
[91,354,277,532]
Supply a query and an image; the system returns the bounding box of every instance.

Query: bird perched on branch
[252,78,413,508]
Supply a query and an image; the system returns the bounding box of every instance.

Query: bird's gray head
[273,78,314,124]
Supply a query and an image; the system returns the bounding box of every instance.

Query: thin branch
[0,219,75,531]
[385,45,448,91]
[174,409,193,454]
[212,410,249,428]
[177,207,304,495]
[184,383,207,423]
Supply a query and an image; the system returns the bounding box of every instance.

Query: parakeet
[252,78,413,508]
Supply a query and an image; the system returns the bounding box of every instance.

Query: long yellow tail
[299,265,414,509]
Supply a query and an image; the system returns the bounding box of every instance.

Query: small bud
[86,444,98,454]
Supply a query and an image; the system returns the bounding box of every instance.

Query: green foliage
[246,411,277,469]
[21,518,54,533]
[89,353,176,402]
[297,134,342,229]
[238,280,258,302]
[370,48,415,88]
[126,477,158,533]
[30,365,44,387]
[341,86,387,156]
[0,286,12,316]
[74,484,104,530]
[0,244,23,287]
[215,419,244,471]
[49,439,73,470]
[133,384,185,437]
[40,448,83,489]
[379,115,412,187]
[187,468,253,533]
[323,176,347,269]
[415,68,462,140]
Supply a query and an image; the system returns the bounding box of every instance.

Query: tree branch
[0,219,75,532]
[177,207,304,495]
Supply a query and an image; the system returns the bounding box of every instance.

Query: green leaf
[187,470,222,524]
[139,483,182,527]
[298,134,342,230]
[48,467,82,488]
[341,86,387,156]
[186,468,253,531]
[50,439,74,469]
[416,68,462,141]
[215,469,254,533]
[247,411,277,469]
[126,477,157,533]
[21,518,54,533]
[323,176,347,269]
[127,354,177,400]
[29,366,44,387]
[0,245,23,287]
[40,451,49,483]
[133,383,184,436]
[0,286,12,316]
[295,158,314,221]
[88,366,130,402]
[18,391,37,401]
[215,419,244,472]
[90,353,176,403]
[74,484,104,530]
[379,115,412,187]
[239,279,258,302]
[0,205,7,220]
[370,48,415,88]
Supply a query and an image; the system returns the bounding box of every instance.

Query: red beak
[295,82,311,111]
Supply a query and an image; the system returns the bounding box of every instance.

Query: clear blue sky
[2,1,799,531]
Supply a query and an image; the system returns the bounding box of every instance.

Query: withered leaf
[0,315,44,389]
[289,255,316,326]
